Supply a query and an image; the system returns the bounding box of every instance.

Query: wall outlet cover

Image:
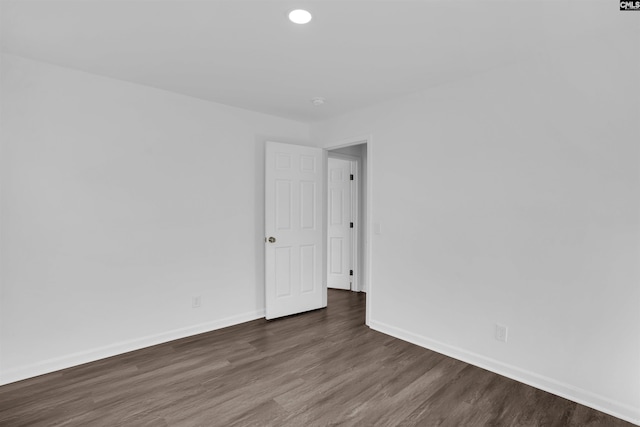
[495,324,508,342]
[192,296,202,308]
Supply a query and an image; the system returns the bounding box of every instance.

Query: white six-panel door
[265,142,326,319]
[327,157,353,290]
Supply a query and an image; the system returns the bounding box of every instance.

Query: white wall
[312,27,640,424]
[0,54,310,384]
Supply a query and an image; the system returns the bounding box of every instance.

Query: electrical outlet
[192,296,202,308]
[495,324,508,343]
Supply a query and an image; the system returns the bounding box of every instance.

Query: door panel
[265,141,325,319]
[330,188,343,225]
[275,180,292,230]
[300,245,316,293]
[327,157,352,290]
[274,247,292,297]
[300,181,316,229]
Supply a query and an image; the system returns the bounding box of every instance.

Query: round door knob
[268,237,276,243]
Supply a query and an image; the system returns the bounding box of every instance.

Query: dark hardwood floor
[0,290,633,426]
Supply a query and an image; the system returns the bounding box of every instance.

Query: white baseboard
[0,309,265,386]
[369,319,640,426]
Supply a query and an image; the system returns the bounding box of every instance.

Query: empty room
[1,1,639,426]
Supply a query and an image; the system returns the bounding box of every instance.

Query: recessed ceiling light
[289,9,312,24]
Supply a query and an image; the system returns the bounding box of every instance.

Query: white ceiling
[0,0,623,123]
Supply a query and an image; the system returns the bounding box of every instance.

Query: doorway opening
[327,142,368,294]
[264,138,370,324]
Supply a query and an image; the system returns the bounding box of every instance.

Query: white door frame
[324,135,372,326]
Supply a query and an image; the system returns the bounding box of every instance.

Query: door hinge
[350,222,354,228]
[350,174,354,181]
[350,270,353,276]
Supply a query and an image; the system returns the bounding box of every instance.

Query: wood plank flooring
[0,290,634,426]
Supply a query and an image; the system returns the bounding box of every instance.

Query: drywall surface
[312,26,640,425]
[0,54,309,384]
